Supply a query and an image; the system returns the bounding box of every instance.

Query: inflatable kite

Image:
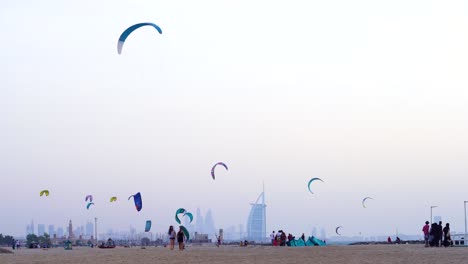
[117,23,162,54]
[211,162,228,180]
[145,220,152,232]
[307,178,324,194]
[110,197,117,202]
[85,195,93,202]
[175,208,194,225]
[86,202,94,210]
[184,212,193,223]
[362,197,373,208]
[335,226,343,236]
[128,192,143,212]
[39,190,49,197]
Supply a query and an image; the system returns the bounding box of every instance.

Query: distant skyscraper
[57,227,64,238]
[31,220,35,235]
[38,224,45,236]
[204,209,216,237]
[48,225,55,236]
[195,208,204,234]
[68,220,75,240]
[320,228,327,240]
[312,227,317,237]
[246,184,266,242]
[86,221,94,237]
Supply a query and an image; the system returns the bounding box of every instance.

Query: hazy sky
[1,0,468,238]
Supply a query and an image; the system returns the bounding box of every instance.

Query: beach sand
[1,245,466,264]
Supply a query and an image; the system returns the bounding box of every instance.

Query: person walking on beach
[422,221,430,247]
[177,226,185,251]
[168,225,176,250]
[270,231,275,245]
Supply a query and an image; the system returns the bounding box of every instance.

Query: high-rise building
[195,208,204,234]
[48,225,55,236]
[31,220,35,235]
[312,227,317,237]
[86,221,94,238]
[57,227,64,238]
[204,209,216,237]
[38,224,45,236]
[320,228,327,240]
[246,185,266,242]
[68,220,75,240]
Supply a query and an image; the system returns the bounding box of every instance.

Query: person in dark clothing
[287,233,293,242]
[443,223,452,247]
[177,227,185,250]
[280,231,287,246]
[301,233,306,242]
[438,221,443,247]
[429,223,437,247]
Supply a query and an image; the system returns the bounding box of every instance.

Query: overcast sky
[1,0,467,238]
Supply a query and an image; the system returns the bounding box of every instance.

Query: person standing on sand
[168,226,176,250]
[270,231,275,245]
[177,227,185,250]
[422,221,430,247]
[301,233,305,242]
[429,223,437,247]
[443,223,451,247]
[280,231,287,246]
[438,221,443,247]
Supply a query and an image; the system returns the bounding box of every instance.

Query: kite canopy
[85,195,93,202]
[307,178,324,194]
[39,190,49,197]
[128,192,143,212]
[362,197,373,208]
[335,226,343,236]
[86,202,94,210]
[110,197,117,203]
[175,208,193,225]
[145,220,152,232]
[184,212,193,223]
[117,23,162,54]
[180,225,190,241]
[211,162,228,180]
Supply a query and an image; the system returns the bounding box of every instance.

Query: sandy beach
[1,245,467,264]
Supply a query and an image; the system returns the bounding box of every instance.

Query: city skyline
[2,0,468,238]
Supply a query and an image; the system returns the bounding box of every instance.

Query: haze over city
[1,0,467,240]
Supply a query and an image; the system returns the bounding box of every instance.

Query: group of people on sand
[270,230,306,246]
[11,240,20,250]
[167,225,186,251]
[422,221,452,247]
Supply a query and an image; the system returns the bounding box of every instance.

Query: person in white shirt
[270,231,275,245]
